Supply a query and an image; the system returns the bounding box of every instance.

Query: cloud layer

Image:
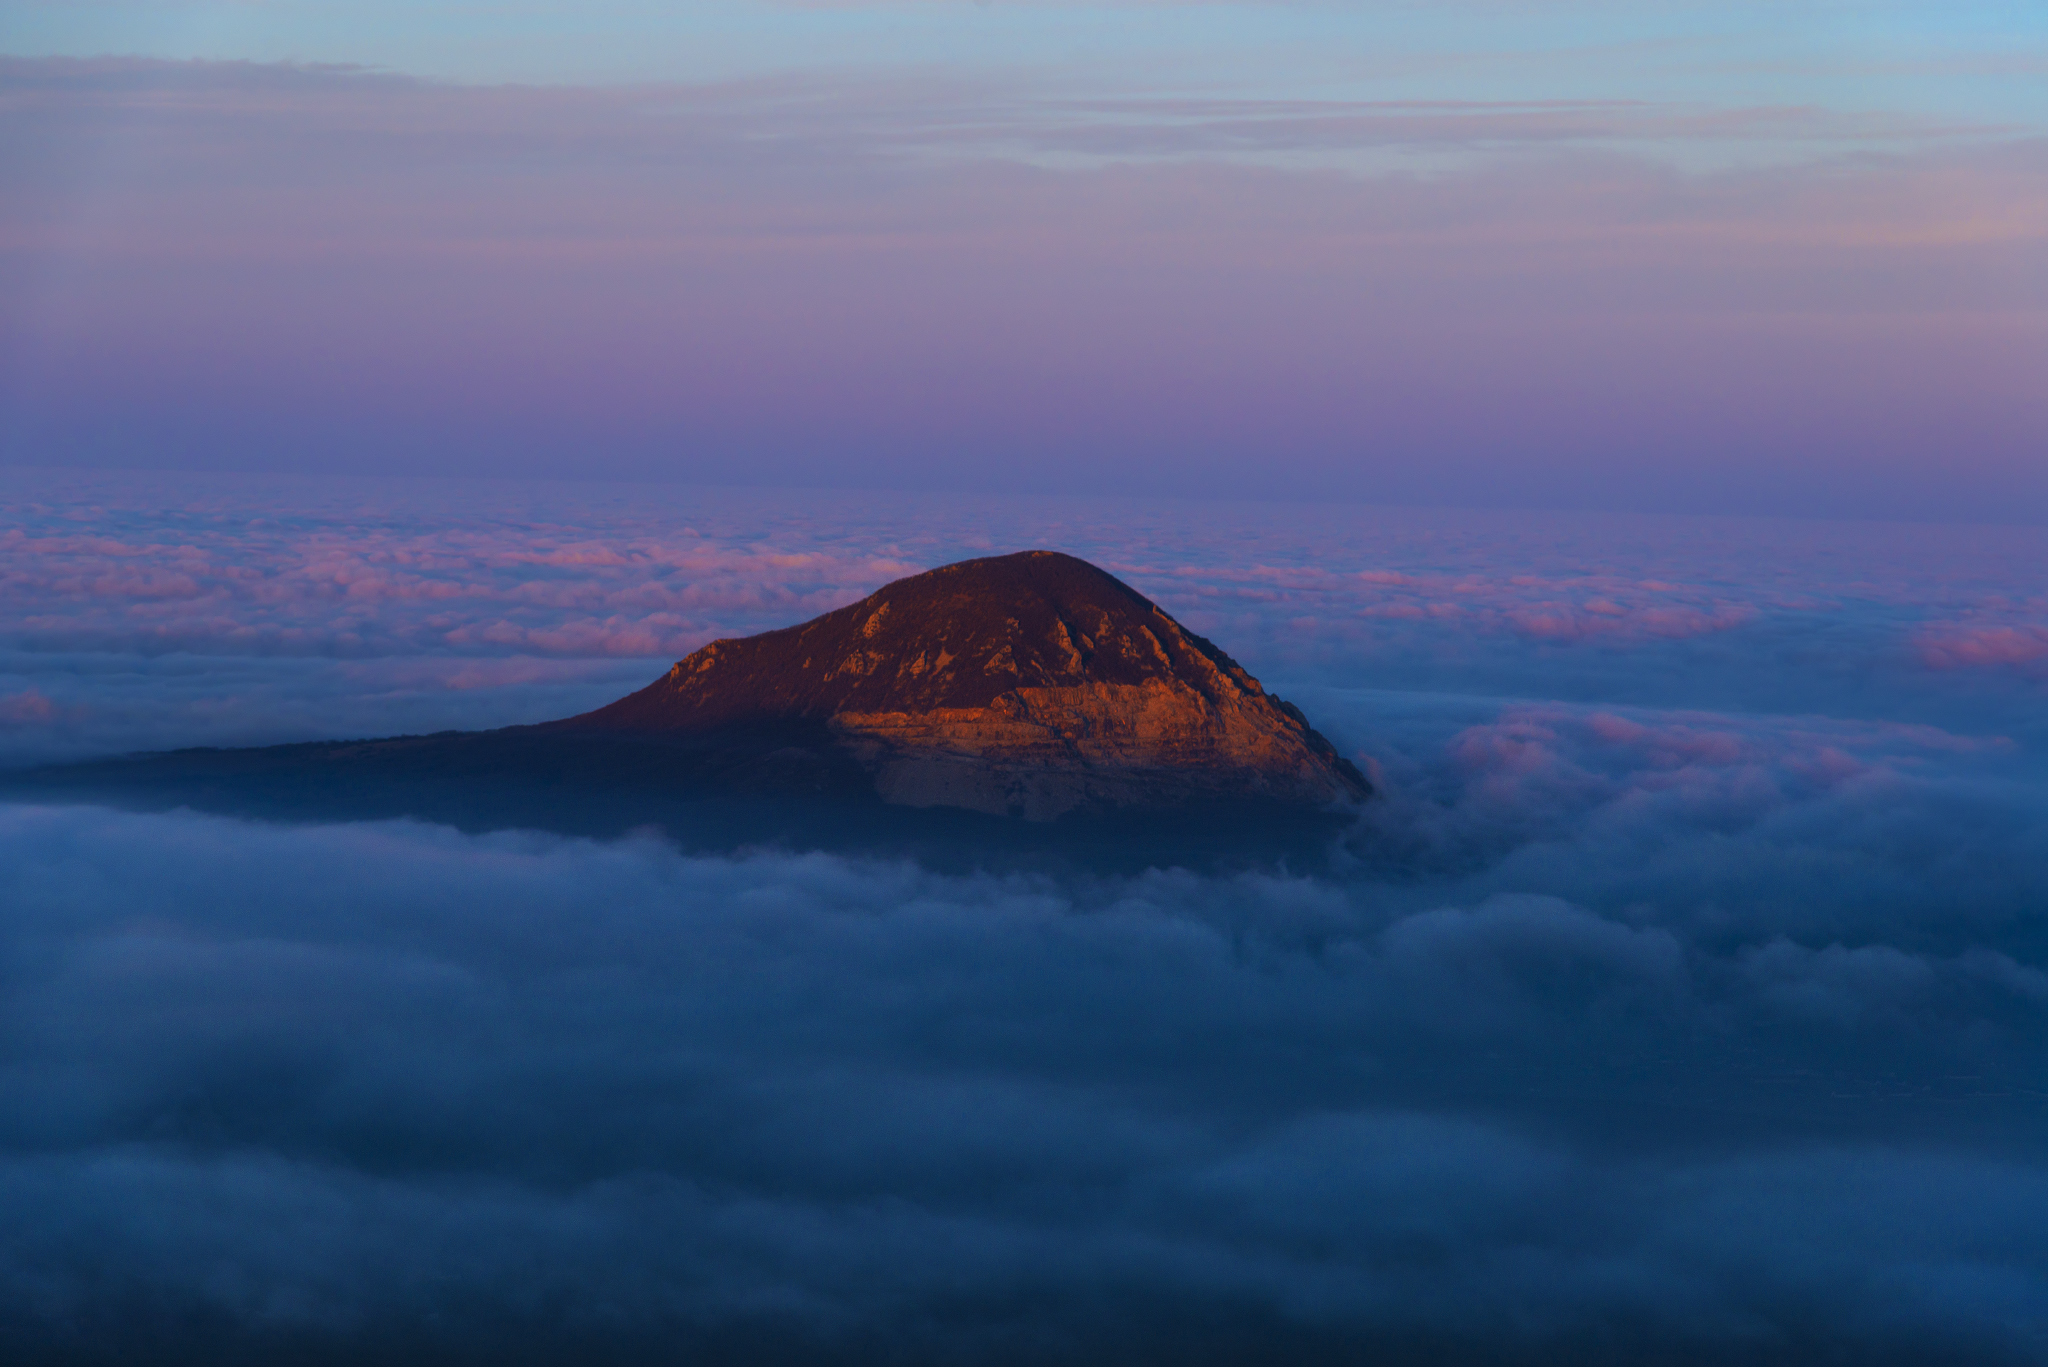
[2,693,2045,1364]
[6,470,2046,766]
[3,471,2045,764]
[2,475,2045,1359]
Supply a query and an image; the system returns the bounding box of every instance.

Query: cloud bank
[2,475,2044,1360]
[3,470,2043,764]
[2,688,2045,1365]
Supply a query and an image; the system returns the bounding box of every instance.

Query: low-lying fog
[3,472,2045,1363]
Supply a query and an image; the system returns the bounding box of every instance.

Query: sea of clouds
[2,470,2046,1363]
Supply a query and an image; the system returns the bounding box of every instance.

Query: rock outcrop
[558,550,1368,820]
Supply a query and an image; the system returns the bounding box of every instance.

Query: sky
[2,1,2044,517]
[2,471,2047,1361]
[3,7,2048,1358]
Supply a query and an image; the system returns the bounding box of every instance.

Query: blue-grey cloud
[1,692,2044,1363]
[2,475,2046,1359]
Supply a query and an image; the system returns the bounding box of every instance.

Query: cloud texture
[4,469,2044,764]
[2,474,2046,1359]
[2,703,2045,1364]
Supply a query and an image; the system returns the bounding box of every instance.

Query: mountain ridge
[1,550,1370,868]
[553,550,1368,820]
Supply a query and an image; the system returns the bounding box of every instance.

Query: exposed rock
[558,550,1368,820]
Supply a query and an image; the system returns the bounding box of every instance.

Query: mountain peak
[562,550,1368,820]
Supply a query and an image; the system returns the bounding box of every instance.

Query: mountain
[554,550,1368,820]
[3,551,1369,870]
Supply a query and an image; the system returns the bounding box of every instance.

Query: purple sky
[3,56,2043,519]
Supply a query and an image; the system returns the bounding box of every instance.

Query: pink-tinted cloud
[1917,623,2048,672]
[0,477,1925,668]
[0,690,60,725]
[1,470,2040,765]
[5,470,2041,676]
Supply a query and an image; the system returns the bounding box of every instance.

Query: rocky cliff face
[560,550,1369,820]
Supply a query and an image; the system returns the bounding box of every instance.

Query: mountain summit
[5,551,1372,866]
[558,551,1368,820]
